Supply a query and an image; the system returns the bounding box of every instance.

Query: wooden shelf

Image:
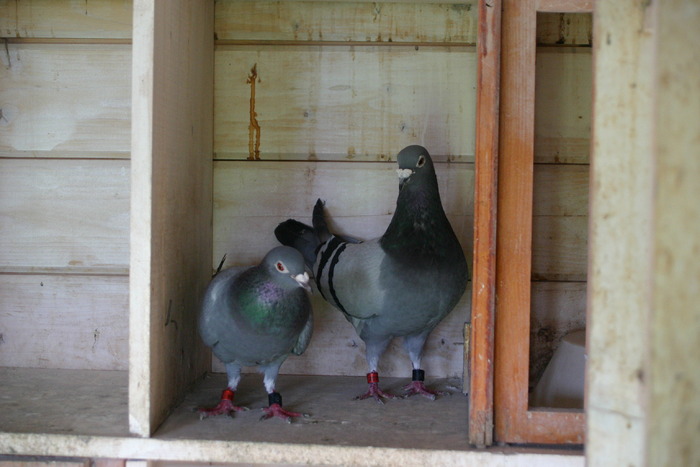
[0,368,583,465]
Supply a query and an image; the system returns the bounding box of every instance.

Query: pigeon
[275,145,468,402]
[198,246,313,421]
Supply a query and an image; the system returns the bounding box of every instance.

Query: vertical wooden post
[129,0,214,436]
[588,0,700,465]
[648,3,700,465]
[469,0,501,448]
[586,0,655,462]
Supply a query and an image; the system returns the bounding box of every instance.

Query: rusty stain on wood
[247,63,261,160]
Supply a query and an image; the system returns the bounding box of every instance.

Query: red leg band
[367,371,379,384]
[221,388,235,401]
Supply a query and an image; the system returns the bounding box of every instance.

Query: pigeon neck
[380,178,450,257]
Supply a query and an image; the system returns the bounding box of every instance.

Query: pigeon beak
[292,272,312,293]
[397,168,413,190]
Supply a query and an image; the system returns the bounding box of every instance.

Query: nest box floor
[0,368,468,451]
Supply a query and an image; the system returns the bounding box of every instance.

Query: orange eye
[276,262,286,272]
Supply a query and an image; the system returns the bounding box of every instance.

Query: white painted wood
[648,1,700,465]
[0,159,130,274]
[586,0,655,464]
[0,44,131,157]
[129,0,214,437]
[0,274,128,370]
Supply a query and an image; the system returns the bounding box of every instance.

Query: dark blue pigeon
[275,145,468,402]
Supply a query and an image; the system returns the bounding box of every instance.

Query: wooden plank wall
[0,0,132,370]
[210,2,592,383]
[0,1,591,386]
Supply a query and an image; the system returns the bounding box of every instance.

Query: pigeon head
[396,145,436,191]
[263,246,312,292]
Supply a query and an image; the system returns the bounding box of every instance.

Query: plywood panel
[0,0,132,39]
[129,0,213,437]
[215,1,477,44]
[0,43,131,157]
[0,159,130,274]
[0,274,129,370]
[214,46,475,161]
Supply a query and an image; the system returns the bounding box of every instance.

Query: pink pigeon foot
[354,372,401,403]
[260,403,306,422]
[402,380,446,400]
[198,389,248,418]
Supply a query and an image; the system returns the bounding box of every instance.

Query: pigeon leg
[402,333,445,399]
[354,371,401,403]
[403,369,448,400]
[258,361,308,422]
[198,388,248,418]
[260,392,306,422]
[198,363,248,418]
[354,337,399,402]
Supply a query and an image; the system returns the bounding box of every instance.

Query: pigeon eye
[417,155,426,168]
[276,261,287,273]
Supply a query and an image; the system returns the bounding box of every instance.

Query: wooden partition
[129,0,214,436]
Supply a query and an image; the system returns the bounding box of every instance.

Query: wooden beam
[468,0,501,448]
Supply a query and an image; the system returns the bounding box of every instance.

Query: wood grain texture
[649,2,700,465]
[214,46,475,162]
[129,0,213,437]
[0,159,130,275]
[495,0,586,444]
[215,0,477,44]
[494,0,538,443]
[0,0,132,39]
[0,274,128,370]
[586,0,655,463]
[536,0,594,12]
[468,0,501,448]
[0,43,131,157]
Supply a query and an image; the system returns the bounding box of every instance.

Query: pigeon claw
[354,382,401,404]
[402,380,446,400]
[260,403,306,423]
[198,399,248,419]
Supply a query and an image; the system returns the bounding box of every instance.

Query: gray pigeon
[198,246,313,421]
[275,145,468,402]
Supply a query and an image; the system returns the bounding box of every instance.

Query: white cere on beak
[293,271,312,292]
[397,168,413,180]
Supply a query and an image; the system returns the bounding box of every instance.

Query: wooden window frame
[469,0,592,445]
